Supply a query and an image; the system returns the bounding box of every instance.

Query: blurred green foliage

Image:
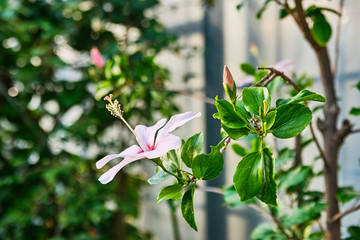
[0,0,177,239]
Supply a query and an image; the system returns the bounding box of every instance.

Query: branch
[293,0,319,49]
[331,203,360,222]
[351,128,360,134]
[335,119,353,145]
[257,67,302,92]
[309,122,329,168]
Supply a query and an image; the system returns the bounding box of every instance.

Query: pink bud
[90,47,105,68]
[223,65,235,91]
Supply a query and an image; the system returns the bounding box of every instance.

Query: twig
[309,122,329,168]
[336,119,353,145]
[350,128,360,134]
[257,67,302,92]
[252,71,274,87]
[331,203,360,222]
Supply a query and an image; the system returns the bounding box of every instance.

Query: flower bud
[90,47,105,68]
[223,65,237,103]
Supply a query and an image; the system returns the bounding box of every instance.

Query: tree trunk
[314,46,340,240]
[291,1,341,238]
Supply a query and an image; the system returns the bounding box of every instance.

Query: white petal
[118,145,143,157]
[98,155,144,184]
[143,134,181,159]
[158,112,201,137]
[96,154,120,169]
[134,118,167,149]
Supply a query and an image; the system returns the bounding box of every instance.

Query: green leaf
[266,76,282,94]
[181,188,197,231]
[275,147,294,165]
[181,132,204,168]
[157,184,183,204]
[347,226,360,240]
[222,125,249,140]
[235,100,252,119]
[311,13,332,46]
[279,8,289,19]
[231,143,248,157]
[349,107,360,116]
[105,60,113,80]
[250,135,262,152]
[279,166,313,191]
[271,103,312,139]
[306,5,341,17]
[337,186,360,205]
[192,145,224,180]
[214,98,247,128]
[147,169,171,184]
[276,90,326,107]
[256,148,277,205]
[167,148,182,169]
[242,87,271,116]
[254,70,268,83]
[264,110,276,130]
[233,151,263,201]
[251,222,287,240]
[240,63,256,75]
[355,81,360,91]
[224,185,257,207]
[280,202,327,227]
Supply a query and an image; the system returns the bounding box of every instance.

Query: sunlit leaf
[157,184,183,204]
[181,188,197,231]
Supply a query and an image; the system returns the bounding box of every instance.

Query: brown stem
[350,128,360,134]
[294,135,303,207]
[331,203,360,222]
[309,122,329,168]
[256,67,302,92]
[286,1,342,239]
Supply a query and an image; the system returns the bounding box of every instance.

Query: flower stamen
[104,94,151,151]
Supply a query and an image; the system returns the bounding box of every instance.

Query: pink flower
[90,47,105,68]
[96,112,201,184]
